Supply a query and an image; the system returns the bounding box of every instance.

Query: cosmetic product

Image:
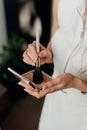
[7,67,42,90]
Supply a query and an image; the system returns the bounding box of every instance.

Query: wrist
[71,76,82,88]
[71,76,87,92]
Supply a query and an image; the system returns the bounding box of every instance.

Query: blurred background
[0,0,53,130]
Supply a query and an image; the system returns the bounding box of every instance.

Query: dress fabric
[38,0,87,130]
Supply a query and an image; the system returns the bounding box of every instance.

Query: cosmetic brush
[33,27,43,84]
[7,67,42,90]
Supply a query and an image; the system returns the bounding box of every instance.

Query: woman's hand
[18,73,75,99]
[41,73,75,94]
[23,41,52,66]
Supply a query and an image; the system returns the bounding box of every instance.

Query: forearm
[72,76,87,93]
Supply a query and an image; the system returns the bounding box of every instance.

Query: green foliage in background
[0,33,30,86]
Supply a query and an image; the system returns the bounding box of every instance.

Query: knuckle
[28,43,31,47]
[37,95,41,99]
[28,44,33,49]
[32,41,36,45]
[23,52,26,57]
[26,49,31,56]
[25,48,30,55]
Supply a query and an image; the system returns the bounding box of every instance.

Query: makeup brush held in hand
[33,27,43,84]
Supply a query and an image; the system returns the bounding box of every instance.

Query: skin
[19,0,87,99]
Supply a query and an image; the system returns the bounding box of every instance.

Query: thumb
[39,50,47,58]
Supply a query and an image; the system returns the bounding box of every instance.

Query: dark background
[4,0,52,45]
[1,0,53,102]
[0,0,53,128]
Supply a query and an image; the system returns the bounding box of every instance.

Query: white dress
[38,0,87,130]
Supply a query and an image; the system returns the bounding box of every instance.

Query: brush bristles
[33,67,43,84]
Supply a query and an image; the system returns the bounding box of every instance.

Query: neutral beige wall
[0,0,7,53]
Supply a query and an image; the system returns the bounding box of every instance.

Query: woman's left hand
[42,73,74,94]
[18,73,75,99]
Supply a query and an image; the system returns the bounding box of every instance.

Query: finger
[39,88,50,96]
[42,79,59,89]
[41,78,64,92]
[27,44,37,62]
[23,52,35,66]
[18,81,43,99]
[27,41,36,48]
[31,41,36,46]
[32,41,45,50]
[41,83,65,95]
[39,49,52,64]
[24,88,35,96]
[39,50,47,58]
[47,83,66,93]
[24,88,43,99]
[23,49,36,64]
[23,57,35,66]
[18,81,38,92]
[39,50,48,65]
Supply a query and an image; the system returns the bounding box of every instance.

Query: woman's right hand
[23,41,52,66]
